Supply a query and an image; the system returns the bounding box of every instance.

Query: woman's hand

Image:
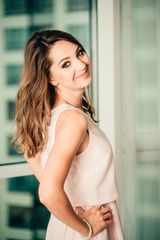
[77,205,112,236]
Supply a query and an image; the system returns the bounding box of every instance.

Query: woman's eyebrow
[58,57,70,66]
[58,45,81,66]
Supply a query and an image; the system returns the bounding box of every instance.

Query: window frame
[0,162,32,179]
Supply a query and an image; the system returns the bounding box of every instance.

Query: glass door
[121,0,160,239]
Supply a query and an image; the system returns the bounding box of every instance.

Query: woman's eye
[77,49,85,57]
[62,62,70,68]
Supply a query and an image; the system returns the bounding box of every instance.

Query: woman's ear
[49,76,59,86]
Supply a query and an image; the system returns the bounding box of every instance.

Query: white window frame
[0,162,32,179]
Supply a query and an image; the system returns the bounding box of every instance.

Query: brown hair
[12,30,95,158]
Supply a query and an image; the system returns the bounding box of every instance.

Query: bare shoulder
[56,109,88,133]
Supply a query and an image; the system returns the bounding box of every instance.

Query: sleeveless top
[41,103,120,207]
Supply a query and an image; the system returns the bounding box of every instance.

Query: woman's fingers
[105,219,112,227]
[103,212,111,221]
[77,207,85,216]
[100,206,110,215]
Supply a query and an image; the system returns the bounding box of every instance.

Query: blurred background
[0,0,160,239]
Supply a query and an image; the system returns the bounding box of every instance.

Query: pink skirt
[45,201,124,240]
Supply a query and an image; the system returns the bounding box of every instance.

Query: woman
[13,30,124,239]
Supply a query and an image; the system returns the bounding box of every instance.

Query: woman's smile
[75,68,89,80]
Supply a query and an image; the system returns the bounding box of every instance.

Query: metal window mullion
[0,163,32,179]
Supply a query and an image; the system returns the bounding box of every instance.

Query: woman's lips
[76,69,89,79]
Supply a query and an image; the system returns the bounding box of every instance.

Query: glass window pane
[135,61,157,89]
[133,0,156,8]
[5,29,29,50]
[29,25,52,35]
[4,0,27,15]
[3,0,53,15]
[7,101,15,121]
[6,65,22,85]
[68,25,89,50]
[30,0,53,13]
[66,0,89,11]
[8,136,22,157]
[121,0,160,239]
[133,21,157,47]
[136,100,158,131]
[0,176,50,240]
[136,162,160,239]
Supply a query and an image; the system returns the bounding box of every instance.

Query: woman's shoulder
[56,106,88,131]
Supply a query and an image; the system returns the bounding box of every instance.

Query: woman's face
[49,40,91,91]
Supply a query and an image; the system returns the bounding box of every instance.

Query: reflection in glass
[7,101,15,121]
[28,0,53,13]
[68,25,89,51]
[8,136,22,157]
[5,29,29,50]
[136,100,158,132]
[66,0,89,11]
[0,175,50,240]
[4,0,53,15]
[6,65,22,85]
[133,22,157,47]
[135,61,157,89]
[4,0,27,15]
[29,25,52,35]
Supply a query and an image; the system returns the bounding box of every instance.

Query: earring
[54,82,59,86]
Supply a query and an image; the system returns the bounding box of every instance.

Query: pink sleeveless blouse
[41,103,120,207]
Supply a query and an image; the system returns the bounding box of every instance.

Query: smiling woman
[11,29,124,240]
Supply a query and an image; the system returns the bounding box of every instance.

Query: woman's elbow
[38,183,62,207]
[38,184,53,206]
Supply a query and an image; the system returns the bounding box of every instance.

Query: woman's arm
[39,109,112,237]
[24,152,42,182]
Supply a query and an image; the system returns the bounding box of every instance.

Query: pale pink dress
[41,103,124,240]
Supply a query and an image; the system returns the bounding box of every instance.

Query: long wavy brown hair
[12,30,95,158]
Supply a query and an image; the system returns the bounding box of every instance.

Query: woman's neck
[53,90,84,110]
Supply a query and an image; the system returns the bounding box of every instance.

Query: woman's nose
[74,58,86,70]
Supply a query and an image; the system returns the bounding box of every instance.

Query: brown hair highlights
[12,30,95,158]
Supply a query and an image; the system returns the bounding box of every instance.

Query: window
[67,25,89,51]
[29,25,52,35]
[6,65,22,85]
[66,0,89,11]
[120,0,160,239]
[5,29,28,50]
[0,176,50,240]
[3,0,53,15]
[7,101,15,121]
[29,0,53,13]
[4,0,27,15]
